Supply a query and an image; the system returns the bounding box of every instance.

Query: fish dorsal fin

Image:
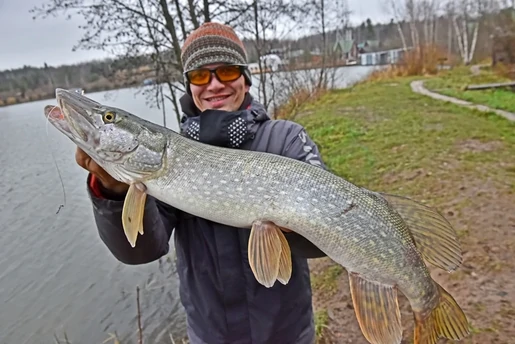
[348,273,402,344]
[248,221,292,288]
[379,192,462,272]
[122,183,147,247]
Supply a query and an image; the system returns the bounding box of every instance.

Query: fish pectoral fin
[276,228,292,285]
[413,283,470,344]
[348,273,402,344]
[121,183,147,248]
[379,192,462,272]
[248,221,292,288]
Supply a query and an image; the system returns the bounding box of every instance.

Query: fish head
[45,88,167,182]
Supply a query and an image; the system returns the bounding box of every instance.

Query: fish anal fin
[414,283,470,344]
[348,273,402,344]
[276,228,292,285]
[380,192,462,272]
[248,221,287,288]
[122,183,147,248]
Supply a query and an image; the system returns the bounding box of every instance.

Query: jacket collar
[179,93,270,148]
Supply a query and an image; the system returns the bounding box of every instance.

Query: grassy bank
[423,65,515,114]
[296,74,515,343]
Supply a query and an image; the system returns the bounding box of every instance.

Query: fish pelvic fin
[379,192,462,272]
[413,283,470,344]
[276,228,292,285]
[348,273,402,344]
[248,221,292,288]
[121,183,147,248]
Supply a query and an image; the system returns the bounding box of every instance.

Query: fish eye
[103,111,116,123]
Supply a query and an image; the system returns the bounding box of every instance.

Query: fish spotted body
[44,88,470,344]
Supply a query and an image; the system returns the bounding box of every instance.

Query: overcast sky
[0,0,392,71]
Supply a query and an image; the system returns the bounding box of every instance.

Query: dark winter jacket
[87,93,327,344]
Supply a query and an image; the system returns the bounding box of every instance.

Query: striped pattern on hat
[181,22,248,72]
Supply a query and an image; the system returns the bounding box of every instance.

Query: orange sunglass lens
[215,66,242,82]
[188,69,211,85]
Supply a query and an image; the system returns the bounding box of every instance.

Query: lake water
[0,65,378,344]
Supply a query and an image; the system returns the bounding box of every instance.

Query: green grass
[314,309,329,343]
[298,70,515,343]
[310,263,344,297]
[424,65,515,114]
[296,75,515,205]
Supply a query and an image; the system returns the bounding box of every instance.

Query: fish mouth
[44,104,69,131]
[53,88,101,143]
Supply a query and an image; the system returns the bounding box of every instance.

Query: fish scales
[45,88,470,344]
[139,133,436,303]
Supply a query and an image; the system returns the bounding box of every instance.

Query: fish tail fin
[413,283,470,344]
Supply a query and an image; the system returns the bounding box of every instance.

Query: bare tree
[444,0,503,64]
[386,0,409,50]
[30,0,250,126]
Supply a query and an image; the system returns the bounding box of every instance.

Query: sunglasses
[184,64,247,86]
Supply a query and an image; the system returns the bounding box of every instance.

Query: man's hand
[75,147,129,194]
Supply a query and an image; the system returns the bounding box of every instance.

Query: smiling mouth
[205,95,230,102]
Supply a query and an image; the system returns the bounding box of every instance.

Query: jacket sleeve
[280,122,328,259]
[87,174,177,265]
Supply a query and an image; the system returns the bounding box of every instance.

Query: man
[77,22,327,344]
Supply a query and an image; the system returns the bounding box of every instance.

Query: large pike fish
[44,88,470,344]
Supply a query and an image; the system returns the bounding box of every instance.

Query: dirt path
[410,80,515,122]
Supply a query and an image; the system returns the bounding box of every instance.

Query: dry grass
[493,62,515,79]
[366,44,455,82]
[273,86,329,120]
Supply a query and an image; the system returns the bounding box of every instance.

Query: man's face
[189,63,250,112]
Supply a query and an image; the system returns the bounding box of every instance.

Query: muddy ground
[309,163,515,344]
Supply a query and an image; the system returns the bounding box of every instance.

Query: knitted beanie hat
[181,22,252,86]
